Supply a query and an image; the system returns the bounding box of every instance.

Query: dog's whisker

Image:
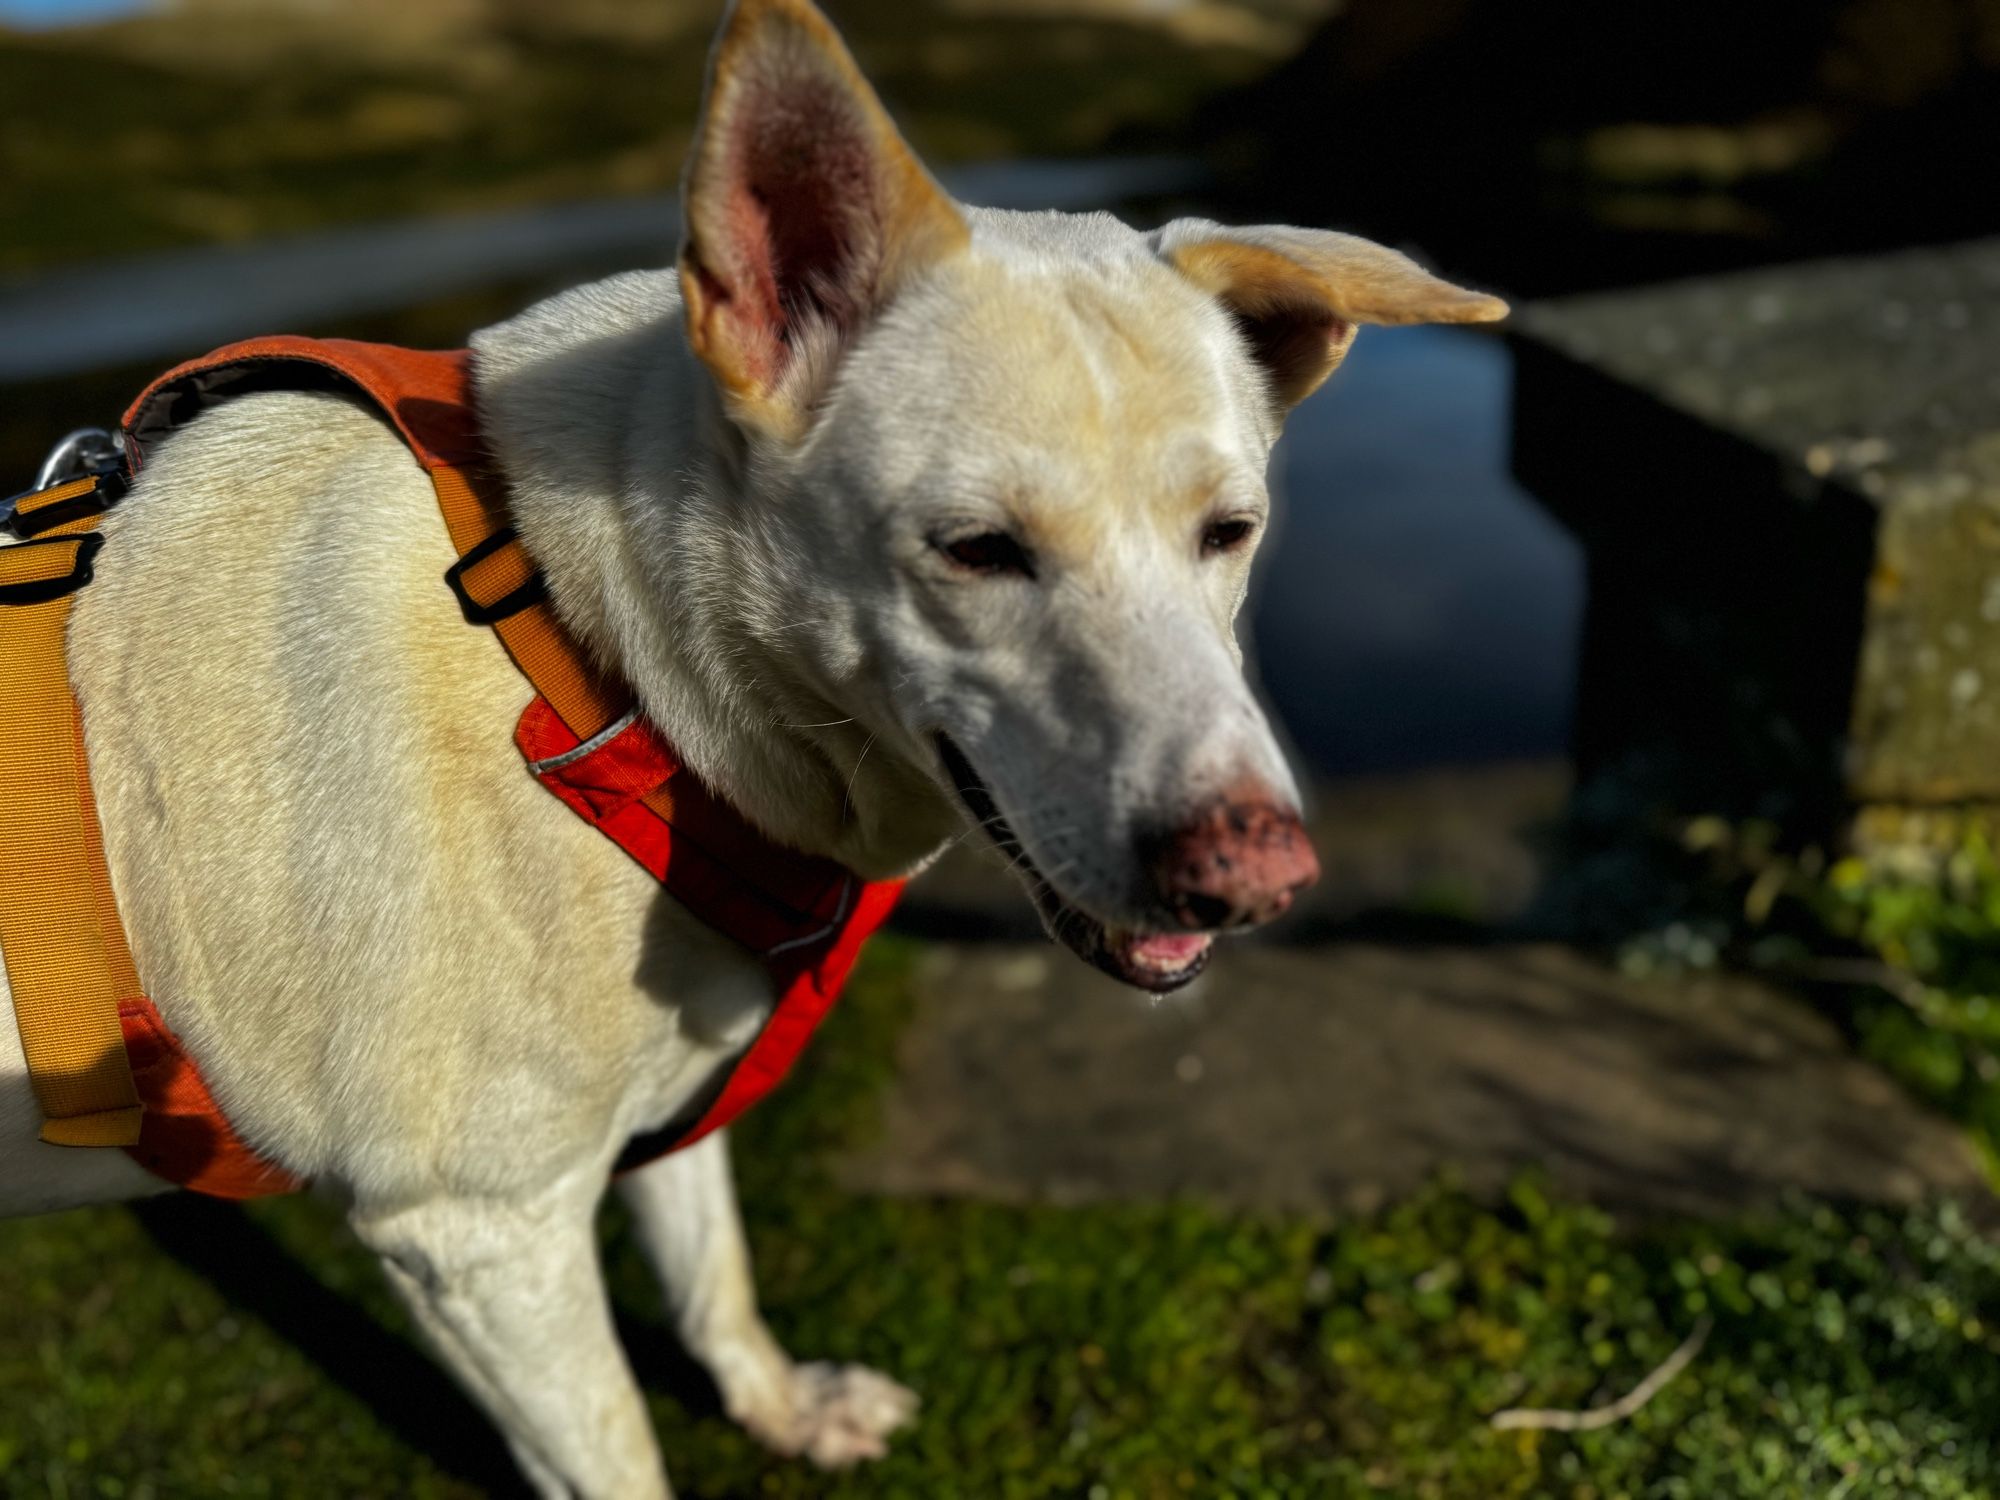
[762,616,838,634]
[840,733,877,820]
[937,804,1064,861]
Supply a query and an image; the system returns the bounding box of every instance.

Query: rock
[837,940,1995,1220]
[1510,237,2000,836]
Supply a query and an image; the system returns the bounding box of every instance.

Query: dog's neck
[469,269,954,880]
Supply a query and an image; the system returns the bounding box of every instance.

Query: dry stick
[1489,1315,1714,1433]
[1781,955,1931,1010]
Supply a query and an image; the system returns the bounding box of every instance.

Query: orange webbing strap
[428,465,707,831]
[0,500,142,1146]
[428,465,630,743]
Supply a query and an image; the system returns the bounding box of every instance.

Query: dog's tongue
[1124,932,1211,969]
[1075,924,1212,993]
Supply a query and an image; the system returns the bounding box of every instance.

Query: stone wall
[1510,238,2000,844]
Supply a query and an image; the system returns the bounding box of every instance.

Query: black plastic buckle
[443,526,549,626]
[0,532,105,605]
[4,469,128,540]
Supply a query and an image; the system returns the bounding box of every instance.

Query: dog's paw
[732,1361,919,1468]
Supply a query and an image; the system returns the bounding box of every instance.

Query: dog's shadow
[133,1194,722,1497]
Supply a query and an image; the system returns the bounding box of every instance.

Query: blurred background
[4,0,2000,1496]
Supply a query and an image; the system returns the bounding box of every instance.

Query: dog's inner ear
[680,0,968,435]
[1153,222,1509,410]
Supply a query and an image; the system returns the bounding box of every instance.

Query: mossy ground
[3,940,1996,1499]
[0,3,1265,278]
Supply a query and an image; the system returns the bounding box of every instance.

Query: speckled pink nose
[1147,790,1319,931]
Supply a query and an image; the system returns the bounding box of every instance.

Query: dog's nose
[1146,793,1319,931]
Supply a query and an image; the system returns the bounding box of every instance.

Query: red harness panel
[515,699,905,1166]
[105,338,904,1197]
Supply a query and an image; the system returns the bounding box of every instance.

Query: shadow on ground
[130,1195,725,1498]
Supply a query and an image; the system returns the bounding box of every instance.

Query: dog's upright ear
[679,0,968,438]
[1152,221,1509,412]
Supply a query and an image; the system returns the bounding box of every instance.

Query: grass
[3,938,1998,1498]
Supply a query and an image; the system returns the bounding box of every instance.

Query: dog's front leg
[618,1131,918,1467]
[352,1176,671,1500]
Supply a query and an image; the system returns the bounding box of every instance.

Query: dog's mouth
[935,734,1212,994]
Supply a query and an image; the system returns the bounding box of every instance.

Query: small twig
[1489,1315,1712,1433]
[1780,955,1931,1010]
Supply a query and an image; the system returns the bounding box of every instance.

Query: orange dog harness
[0,336,902,1197]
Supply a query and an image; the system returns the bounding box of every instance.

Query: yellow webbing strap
[8,476,100,536]
[0,493,142,1146]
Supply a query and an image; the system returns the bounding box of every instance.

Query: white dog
[0,0,1503,1492]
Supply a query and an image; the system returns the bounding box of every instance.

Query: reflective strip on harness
[514,699,904,1163]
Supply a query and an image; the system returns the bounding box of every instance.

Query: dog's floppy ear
[1153,221,1508,410]
[679,0,969,437]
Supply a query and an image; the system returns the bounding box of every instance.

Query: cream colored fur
[0,0,1502,1492]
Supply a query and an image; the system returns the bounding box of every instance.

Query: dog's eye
[937,531,1035,578]
[1202,518,1257,555]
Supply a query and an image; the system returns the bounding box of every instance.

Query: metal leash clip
[33,427,125,492]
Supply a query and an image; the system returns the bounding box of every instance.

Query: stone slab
[1516,239,2000,491]
[838,941,1995,1221]
[1511,238,2000,810]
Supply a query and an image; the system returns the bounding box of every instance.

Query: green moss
[4,939,1997,1497]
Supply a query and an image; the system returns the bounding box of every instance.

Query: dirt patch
[837,940,1995,1220]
